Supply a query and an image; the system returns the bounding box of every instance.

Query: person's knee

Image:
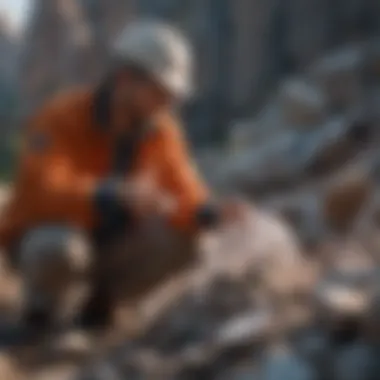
[19,226,92,283]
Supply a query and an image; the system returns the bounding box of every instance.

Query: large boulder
[76,208,308,380]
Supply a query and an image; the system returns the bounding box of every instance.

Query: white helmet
[113,20,193,100]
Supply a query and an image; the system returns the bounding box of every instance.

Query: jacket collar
[92,75,159,137]
[93,76,114,130]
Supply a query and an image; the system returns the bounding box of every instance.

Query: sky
[0,0,30,30]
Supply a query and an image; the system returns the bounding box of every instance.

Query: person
[0,20,246,330]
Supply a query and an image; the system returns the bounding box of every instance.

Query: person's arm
[157,121,222,232]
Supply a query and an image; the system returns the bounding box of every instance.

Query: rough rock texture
[18,0,380,145]
[0,16,19,127]
[1,1,380,379]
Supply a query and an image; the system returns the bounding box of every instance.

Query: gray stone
[213,131,306,195]
[309,45,365,111]
[322,165,374,232]
[279,78,327,128]
[301,115,352,175]
[293,328,331,365]
[333,344,374,380]
[79,361,124,380]
[313,241,377,324]
[216,365,258,380]
[214,310,275,347]
[264,191,325,248]
[364,38,380,80]
[260,347,316,380]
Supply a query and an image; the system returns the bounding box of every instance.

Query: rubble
[279,78,327,128]
[309,45,365,111]
[322,166,374,232]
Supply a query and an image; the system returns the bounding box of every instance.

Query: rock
[139,276,255,356]
[302,116,355,176]
[228,101,286,153]
[322,165,374,232]
[216,364,258,380]
[73,209,304,380]
[364,293,380,342]
[313,240,378,333]
[49,330,94,362]
[364,38,380,80]
[198,207,304,300]
[315,282,371,321]
[220,110,376,198]
[279,78,327,128]
[228,120,260,152]
[265,190,325,249]
[31,365,78,380]
[293,327,331,367]
[333,343,375,380]
[260,346,316,380]
[20,0,134,112]
[79,361,124,380]
[310,45,365,111]
[214,310,276,348]
[0,17,19,132]
[214,131,307,196]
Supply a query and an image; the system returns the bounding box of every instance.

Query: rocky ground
[0,39,380,380]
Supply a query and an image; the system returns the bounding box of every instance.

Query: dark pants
[17,219,197,329]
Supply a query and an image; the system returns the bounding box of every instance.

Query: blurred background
[1,0,380,174]
[0,0,380,379]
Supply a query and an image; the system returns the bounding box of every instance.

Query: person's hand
[121,172,177,218]
[219,197,251,225]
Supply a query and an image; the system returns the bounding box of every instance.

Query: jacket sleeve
[13,108,99,229]
[158,121,220,232]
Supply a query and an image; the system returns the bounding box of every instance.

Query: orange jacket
[0,87,210,249]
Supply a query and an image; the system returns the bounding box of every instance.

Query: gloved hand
[123,172,177,218]
[219,197,251,225]
[196,196,252,230]
[94,174,177,224]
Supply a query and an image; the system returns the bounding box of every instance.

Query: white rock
[198,207,304,301]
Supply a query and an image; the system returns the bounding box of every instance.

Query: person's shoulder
[28,86,92,132]
[152,110,185,141]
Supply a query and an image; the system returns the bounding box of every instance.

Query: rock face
[0,16,19,127]
[19,0,135,114]
[0,16,20,179]
[19,0,380,145]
